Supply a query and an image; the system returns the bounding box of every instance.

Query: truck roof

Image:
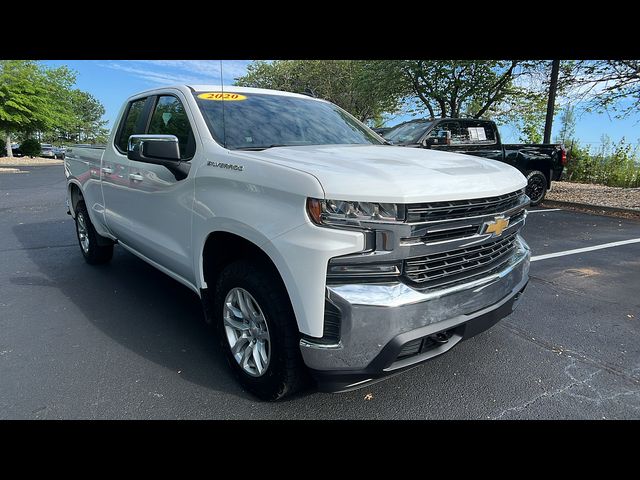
[393,117,495,124]
[126,84,325,102]
[189,85,323,101]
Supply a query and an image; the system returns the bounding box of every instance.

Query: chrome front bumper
[300,235,531,375]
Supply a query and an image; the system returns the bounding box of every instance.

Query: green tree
[0,60,76,156]
[20,138,41,157]
[235,60,404,122]
[556,105,576,143]
[496,91,547,143]
[377,60,523,119]
[58,90,109,143]
[493,60,576,143]
[574,60,640,118]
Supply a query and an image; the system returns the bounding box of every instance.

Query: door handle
[129,173,144,181]
[102,167,113,174]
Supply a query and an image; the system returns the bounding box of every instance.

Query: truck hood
[235,144,526,203]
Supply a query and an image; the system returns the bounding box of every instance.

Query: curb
[541,199,640,219]
[0,162,63,167]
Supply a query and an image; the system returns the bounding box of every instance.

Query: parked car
[371,127,392,136]
[64,85,530,400]
[40,144,56,159]
[11,143,22,157]
[53,146,66,160]
[382,118,567,205]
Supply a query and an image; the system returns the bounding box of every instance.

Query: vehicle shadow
[12,218,264,400]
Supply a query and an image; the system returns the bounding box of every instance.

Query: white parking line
[531,238,640,262]
[528,208,563,213]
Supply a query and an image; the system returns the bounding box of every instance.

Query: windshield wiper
[234,144,300,151]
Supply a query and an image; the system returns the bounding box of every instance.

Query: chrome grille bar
[406,189,524,223]
[404,233,518,288]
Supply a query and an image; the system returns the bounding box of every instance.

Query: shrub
[564,139,640,188]
[0,138,5,156]
[20,138,41,157]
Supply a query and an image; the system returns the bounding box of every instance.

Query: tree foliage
[572,60,640,118]
[0,60,77,156]
[496,90,547,143]
[0,60,109,155]
[564,136,640,188]
[555,105,576,144]
[374,60,523,119]
[235,60,404,122]
[491,61,576,144]
[52,89,109,143]
[20,138,41,157]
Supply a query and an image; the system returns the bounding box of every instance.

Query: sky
[43,60,640,147]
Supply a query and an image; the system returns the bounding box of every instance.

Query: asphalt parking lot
[1,165,639,419]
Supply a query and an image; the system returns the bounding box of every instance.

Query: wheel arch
[198,230,303,334]
[524,161,551,186]
[67,180,84,218]
[201,231,283,291]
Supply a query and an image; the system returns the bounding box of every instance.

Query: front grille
[406,189,524,223]
[404,233,518,289]
[423,225,479,243]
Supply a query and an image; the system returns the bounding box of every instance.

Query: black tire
[213,259,309,401]
[74,201,113,265]
[525,170,548,206]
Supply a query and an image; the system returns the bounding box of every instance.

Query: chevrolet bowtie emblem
[484,216,510,236]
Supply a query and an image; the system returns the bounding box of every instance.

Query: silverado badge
[484,216,510,236]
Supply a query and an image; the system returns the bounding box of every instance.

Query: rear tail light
[561,147,567,166]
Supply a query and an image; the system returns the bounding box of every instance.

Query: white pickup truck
[64,85,531,400]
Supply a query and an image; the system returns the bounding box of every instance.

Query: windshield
[194,92,383,150]
[384,120,434,144]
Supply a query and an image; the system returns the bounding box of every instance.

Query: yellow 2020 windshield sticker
[198,92,247,101]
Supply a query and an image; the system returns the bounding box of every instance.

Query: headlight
[307,198,403,227]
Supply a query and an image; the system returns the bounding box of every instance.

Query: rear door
[426,120,503,161]
[119,92,199,283]
[101,96,150,242]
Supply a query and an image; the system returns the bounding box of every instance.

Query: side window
[147,96,195,160]
[116,98,147,152]
[460,122,496,145]
[427,121,496,145]
[427,122,459,145]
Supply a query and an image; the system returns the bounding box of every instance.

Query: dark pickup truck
[382,118,567,205]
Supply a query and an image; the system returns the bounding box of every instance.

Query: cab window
[147,96,195,160]
[116,98,147,152]
[427,121,496,146]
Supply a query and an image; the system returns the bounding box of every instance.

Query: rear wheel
[74,201,113,265]
[525,170,548,206]
[213,259,309,400]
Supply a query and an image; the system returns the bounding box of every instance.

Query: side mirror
[128,134,180,164]
[127,134,189,180]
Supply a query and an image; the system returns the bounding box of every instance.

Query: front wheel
[213,259,309,400]
[525,170,548,206]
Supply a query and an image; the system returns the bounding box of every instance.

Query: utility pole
[543,59,560,144]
